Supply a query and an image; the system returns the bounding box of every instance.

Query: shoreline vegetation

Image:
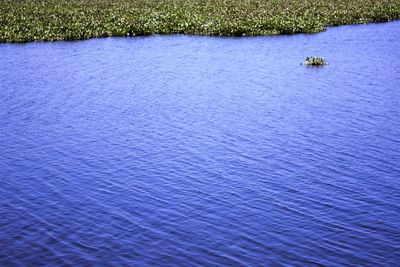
[1,0,399,43]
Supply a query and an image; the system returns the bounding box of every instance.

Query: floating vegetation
[0,0,399,43]
[304,56,328,66]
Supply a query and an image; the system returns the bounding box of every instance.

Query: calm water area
[1,21,400,266]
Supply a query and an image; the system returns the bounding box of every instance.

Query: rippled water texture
[1,22,400,266]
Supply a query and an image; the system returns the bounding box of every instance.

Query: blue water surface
[1,21,400,266]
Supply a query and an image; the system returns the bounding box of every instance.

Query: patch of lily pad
[0,0,399,42]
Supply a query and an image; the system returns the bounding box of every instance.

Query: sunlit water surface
[1,22,400,266]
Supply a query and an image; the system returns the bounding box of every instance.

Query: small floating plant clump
[304,56,328,66]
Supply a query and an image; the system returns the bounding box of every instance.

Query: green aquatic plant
[0,0,399,43]
[304,56,328,66]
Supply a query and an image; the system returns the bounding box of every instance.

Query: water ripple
[1,22,400,266]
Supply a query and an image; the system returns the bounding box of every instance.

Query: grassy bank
[1,0,399,42]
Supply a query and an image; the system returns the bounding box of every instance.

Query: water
[1,21,400,266]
